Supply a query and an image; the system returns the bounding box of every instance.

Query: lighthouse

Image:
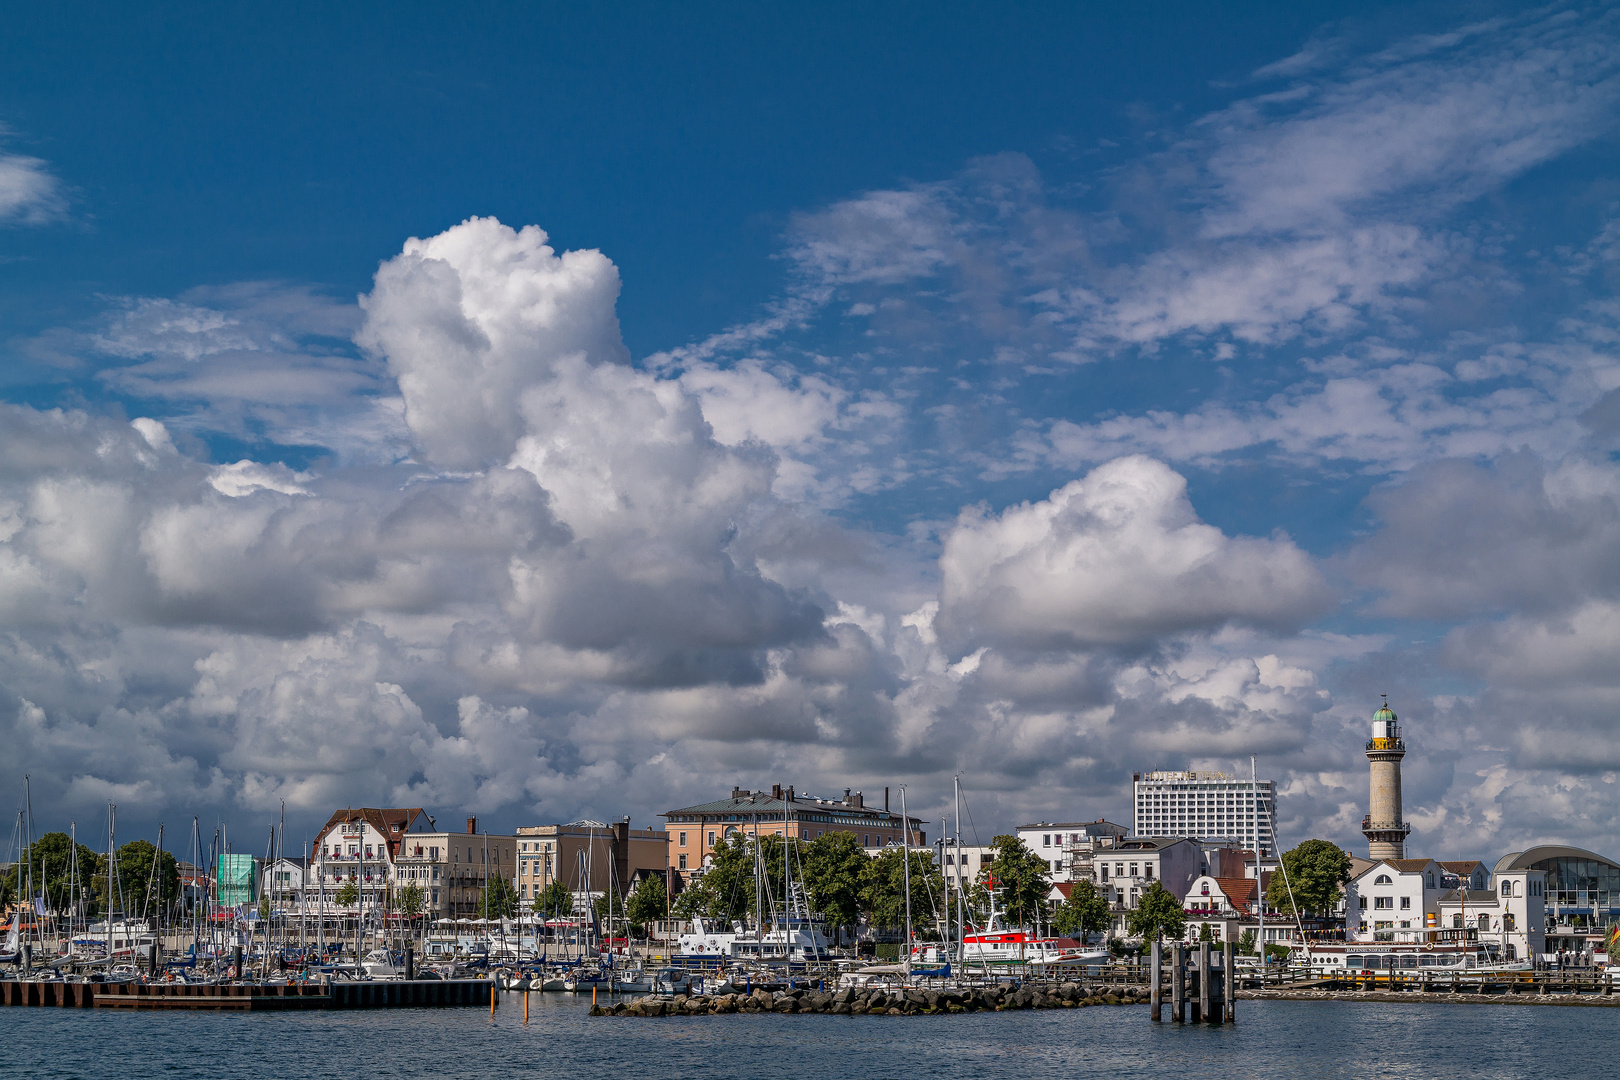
[1362,698,1411,860]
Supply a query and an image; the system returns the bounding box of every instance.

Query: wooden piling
[1195,941,1209,1023]
[1171,943,1185,1022]
[1222,941,1235,1023]
[1149,939,1162,1022]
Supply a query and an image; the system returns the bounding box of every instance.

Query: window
[1399,897,1411,910]
[679,832,687,847]
[1374,897,1393,909]
[708,832,715,846]
[1358,897,1367,910]
[1043,835,1051,847]
[1374,874,1392,885]
[1145,864,1154,880]
[1452,914,1463,928]
[1501,881,1513,897]
[678,854,687,870]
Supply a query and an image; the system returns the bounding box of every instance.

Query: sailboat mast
[69,821,79,954]
[954,777,965,961]
[105,803,116,958]
[899,785,912,972]
[1252,755,1263,964]
[23,776,35,955]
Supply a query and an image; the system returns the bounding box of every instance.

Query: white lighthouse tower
[1362,698,1411,860]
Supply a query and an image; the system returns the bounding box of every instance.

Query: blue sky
[3,1,1620,859]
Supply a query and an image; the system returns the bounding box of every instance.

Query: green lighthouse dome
[1373,704,1397,723]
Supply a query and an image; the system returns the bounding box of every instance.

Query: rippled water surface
[3,993,1617,1079]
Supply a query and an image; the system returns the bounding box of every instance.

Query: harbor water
[2,992,1616,1079]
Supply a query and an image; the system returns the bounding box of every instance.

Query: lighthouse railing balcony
[1365,737,1404,752]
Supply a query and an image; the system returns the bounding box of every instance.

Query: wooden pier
[1,979,495,1011]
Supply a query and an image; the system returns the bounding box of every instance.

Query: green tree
[479,875,518,919]
[859,848,944,933]
[534,879,573,918]
[1051,878,1112,942]
[1265,839,1352,916]
[397,883,425,920]
[1238,928,1257,955]
[96,841,178,921]
[334,880,359,908]
[1198,921,1215,942]
[670,878,711,920]
[669,832,774,921]
[800,830,867,937]
[624,876,667,934]
[20,832,104,918]
[975,835,1051,930]
[1126,881,1186,943]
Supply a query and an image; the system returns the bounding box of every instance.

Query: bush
[874,943,900,961]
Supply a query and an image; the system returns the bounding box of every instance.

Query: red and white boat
[920,898,1109,969]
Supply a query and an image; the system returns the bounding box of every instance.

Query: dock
[0,979,495,1011]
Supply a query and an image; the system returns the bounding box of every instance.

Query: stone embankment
[592,980,1151,1017]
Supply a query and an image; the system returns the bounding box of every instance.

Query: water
[2,993,1616,1079]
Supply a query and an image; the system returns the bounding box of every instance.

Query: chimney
[787,786,795,802]
[732,786,745,800]
[771,783,782,800]
[843,788,852,806]
[466,816,477,835]
[885,787,890,812]
[854,791,863,808]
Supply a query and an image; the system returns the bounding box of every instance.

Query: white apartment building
[305,808,517,920]
[1435,868,1547,962]
[1016,821,1127,883]
[1345,858,1443,942]
[1132,770,1276,856]
[942,845,994,890]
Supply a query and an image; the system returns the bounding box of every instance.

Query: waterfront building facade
[942,844,994,891]
[1016,820,1127,883]
[1092,837,1202,909]
[1345,858,1442,942]
[663,785,925,886]
[1435,867,1547,961]
[1439,860,1490,892]
[1131,771,1276,856]
[307,807,437,915]
[1494,845,1620,955]
[514,820,667,905]
[395,820,517,919]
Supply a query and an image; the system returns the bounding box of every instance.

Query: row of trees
[451,832,1355,945]
[5,832,180,920]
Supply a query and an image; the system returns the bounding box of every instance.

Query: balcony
[1365,737,1404,752]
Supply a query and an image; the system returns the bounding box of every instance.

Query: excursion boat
[676,914,834,963]
[1300,935,1528,975]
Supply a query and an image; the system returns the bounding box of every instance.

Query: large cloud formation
[0,216,1327,845]
[8,5,1620,863]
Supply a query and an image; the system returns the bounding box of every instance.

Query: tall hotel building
[1131,770,1277,856]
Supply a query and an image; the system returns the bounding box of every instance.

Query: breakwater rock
[592,981,1151,1017]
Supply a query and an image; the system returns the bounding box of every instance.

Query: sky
[3,1,1620,862]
